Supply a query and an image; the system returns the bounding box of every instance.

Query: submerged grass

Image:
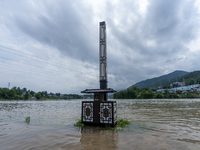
[117,119,130,127]
[25,116,30,124]
[74,118,84,127]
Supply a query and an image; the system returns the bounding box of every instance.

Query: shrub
[117,119,130,127]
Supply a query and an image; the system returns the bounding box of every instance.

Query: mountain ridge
[128,70,189,89]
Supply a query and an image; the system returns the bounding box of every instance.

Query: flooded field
[0,99,200,150]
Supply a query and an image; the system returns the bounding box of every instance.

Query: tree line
[113,87,196,99]
[0,87,81,100]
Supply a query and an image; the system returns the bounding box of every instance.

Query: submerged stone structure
[81,21,117,126]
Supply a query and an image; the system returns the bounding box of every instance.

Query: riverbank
[0,87,81,100]
[113,87,200,99]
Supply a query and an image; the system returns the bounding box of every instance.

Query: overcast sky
[0,0,200,94]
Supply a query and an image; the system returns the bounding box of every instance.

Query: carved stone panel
[82,102,93,122]
[82,101,117,126]
[100,102,112,124]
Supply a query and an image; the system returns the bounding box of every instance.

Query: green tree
[189,79,195,85]
[196,76,200,84]
[35,93,42,100]
[24,91,30,100]
[164,89,169,95]
[143,91,154,99]
[173,84,179,88]
[8,89,16,99]
[144,87,149,91]
[173,94,179,98]
[15,95,23,100]
[30,91,35,96]
[43,91,48,97]
[113,93,117,99]
[1,88,9,99]
[0,90,2,99]
[56,93,61,97]
[126,89,131,99]
[132,87,142,93]
[16,87,23,96]
[155,93,163,98]
[130,90,137,99]
[22,87,27,92]
[11,86,17,92]
[151,88,157,92]
[176,90,182,94]
[136,92,143,99]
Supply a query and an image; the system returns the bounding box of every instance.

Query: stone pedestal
[82,101,117,126]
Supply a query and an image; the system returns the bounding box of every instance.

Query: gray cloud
[105,0,200,88]
[13,0,98,63]
[0,0,200,92]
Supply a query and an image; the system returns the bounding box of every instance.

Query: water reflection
[80,127,118,150]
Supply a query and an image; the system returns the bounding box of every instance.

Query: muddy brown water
[0,99,200,150]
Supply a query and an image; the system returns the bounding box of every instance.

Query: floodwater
[0,99,200,150]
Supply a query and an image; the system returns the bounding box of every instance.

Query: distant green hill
[128,70,188,89]
[177,71,200,85]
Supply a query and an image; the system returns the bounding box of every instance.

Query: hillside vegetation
[177,71,200,85]
[128,70,188,89]
[114,70,200,99]
[128,70,200,90]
